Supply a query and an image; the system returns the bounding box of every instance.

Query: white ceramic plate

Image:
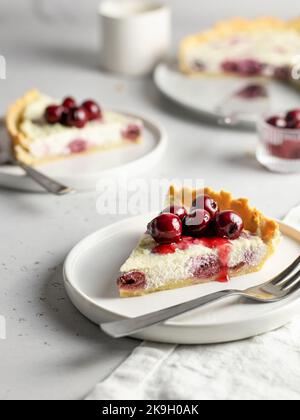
[64,214,300,344]
[0,112,167,192]
[154,59,300,130]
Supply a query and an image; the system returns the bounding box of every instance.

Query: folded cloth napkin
[86,207,300,401]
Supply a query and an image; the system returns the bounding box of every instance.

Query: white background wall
[1,0,299,25]
[1,0,299,50]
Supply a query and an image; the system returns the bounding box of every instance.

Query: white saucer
[0,112,167,192]
[154,59,300,130]
[64,214,300,344]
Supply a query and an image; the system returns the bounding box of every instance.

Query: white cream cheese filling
[185,30,300,72]
[20,94,143,158]
[121,233,268,290]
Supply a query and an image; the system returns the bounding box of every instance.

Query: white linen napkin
[86,207,300,401]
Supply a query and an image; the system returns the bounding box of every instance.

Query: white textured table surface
[0,1,300,400]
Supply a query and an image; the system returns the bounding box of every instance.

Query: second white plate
[154,59,300,129]
[64,214,300,344]
[0,112,167,192]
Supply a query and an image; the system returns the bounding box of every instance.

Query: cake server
[101,256,300,338]
[216,83,271,127]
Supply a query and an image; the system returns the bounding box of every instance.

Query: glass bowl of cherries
[257,108,300,173]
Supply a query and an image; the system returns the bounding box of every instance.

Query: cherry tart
[6,90,143,166]
[117,186,280,297]
[179,17,300,83]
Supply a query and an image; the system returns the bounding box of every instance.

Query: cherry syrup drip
[152,236,232,283]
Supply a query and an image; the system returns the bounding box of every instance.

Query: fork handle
[101,289,241,338]
[17,161,75,195]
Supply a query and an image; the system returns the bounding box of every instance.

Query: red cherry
[221,59,263,76]
[287,118,300,129]
[67,106,88,128]
[215,211,244,240]
[236,59,263,76]
[82,100,102,121]
[45,105,64,124]
[148,213,182,244]
[60,109,72,126]
[68,139,88,154]
[122,125,141,141]
[191,194,219,219]
[62,96,76,109]
[117,271,146,290]
[266,116,287,128]
[286,109,300,123]
[183,209,211,237]
[161,205,187,221]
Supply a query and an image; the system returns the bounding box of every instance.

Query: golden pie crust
[179,17,300,76]
[5,89,142,166]
[5,89,41,164]
[167,185,280,245]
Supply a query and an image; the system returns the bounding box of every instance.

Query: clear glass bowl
[257,114,300,173]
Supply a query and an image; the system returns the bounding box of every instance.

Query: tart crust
[5,89,41,164]
[167,185,280,245]
[179,17,300,77]
[5,90,142,166]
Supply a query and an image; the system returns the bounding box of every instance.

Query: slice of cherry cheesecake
[179,17,300,80]
[117,187,280,297]
[6,90,143,165]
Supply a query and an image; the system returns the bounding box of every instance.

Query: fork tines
[272,256,300,291]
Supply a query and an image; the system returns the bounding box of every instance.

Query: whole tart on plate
[117,186,280,297]
[179,17,300,81]
[5,90,143,166]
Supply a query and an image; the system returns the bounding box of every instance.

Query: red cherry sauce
[152,244,177,254]
[199,238,231,282]
[152,236,232,283]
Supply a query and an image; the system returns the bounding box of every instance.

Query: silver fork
[101,256,300,338]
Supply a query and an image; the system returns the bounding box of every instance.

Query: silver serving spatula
[216,83,271,127]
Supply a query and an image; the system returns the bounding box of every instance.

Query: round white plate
[0,112,167,192]
[154,59,300,130]
[64,214,300,344]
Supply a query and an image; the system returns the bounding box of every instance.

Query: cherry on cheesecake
[122,125,141,141]
[60,109,72,126]
[183,209,211,237]
[62,96,76,109]
[117,271,146,290]
[45,105,64,124]
[191,194,219,219]
[215,211,243,240]
[82,100,102,121]
[148,213,182,244]
[67,106,89,128]
[161,205,187,221]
